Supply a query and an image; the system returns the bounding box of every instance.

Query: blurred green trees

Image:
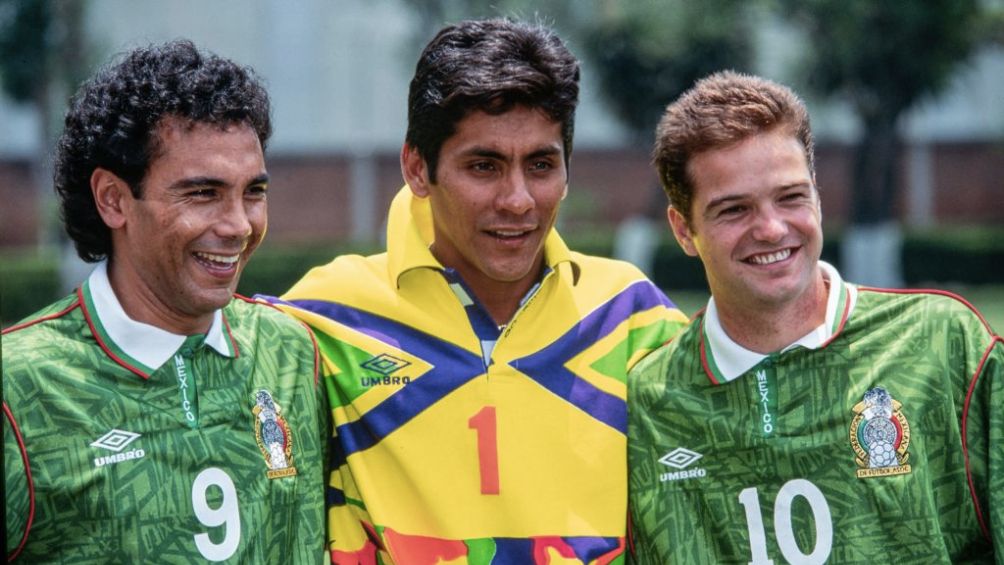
[781,0,988,226]
[777,0,999,285]
[0,0,88,250]
[581,1,755,142]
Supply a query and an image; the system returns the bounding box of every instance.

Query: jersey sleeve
[960,331,1004,555]
[980,337,1004,557]
[4,402,32,560]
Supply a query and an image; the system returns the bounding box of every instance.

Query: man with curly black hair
[4,40,327,563]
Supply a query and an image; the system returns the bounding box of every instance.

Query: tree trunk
[841,111,904,287]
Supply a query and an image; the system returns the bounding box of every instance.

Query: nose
[496,171,534,215]
[752,206,787,242]
[216,197,254,241]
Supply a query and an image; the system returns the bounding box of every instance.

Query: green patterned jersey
[4,262,328,563]
[628,266,1003,564]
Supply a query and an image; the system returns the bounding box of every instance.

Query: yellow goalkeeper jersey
[267,188,687,565]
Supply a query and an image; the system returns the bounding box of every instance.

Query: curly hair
[54,39,272,262]
[405,18,580,183]
[653,70,815,224]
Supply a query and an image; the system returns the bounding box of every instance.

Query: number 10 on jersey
[738,479,833,565]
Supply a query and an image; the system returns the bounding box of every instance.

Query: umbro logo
[361,353,410,376]
[658,447,707,483]
[91,429,146,468]
[91,429,141,452]
[659,447,702,469]
[360,353,412,386]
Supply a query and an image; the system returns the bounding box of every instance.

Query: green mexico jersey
[4,262,327,563]
[628,267,1003,564]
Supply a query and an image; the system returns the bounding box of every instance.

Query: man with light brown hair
[628,70,1002,564]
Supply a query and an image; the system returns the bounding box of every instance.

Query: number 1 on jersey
[468,406,500,495]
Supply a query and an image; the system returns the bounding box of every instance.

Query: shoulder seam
[2,298,81,335]
[857,286,996,335]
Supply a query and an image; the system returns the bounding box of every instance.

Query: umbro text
[660,467,706,482]
[361,376,411,386]
[94,448,146,468]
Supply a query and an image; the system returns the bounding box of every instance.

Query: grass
[665,285,1004,334]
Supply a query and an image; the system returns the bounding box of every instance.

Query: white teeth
[195,252,239,265]
[493,230,527,237]
[748,249,791,265]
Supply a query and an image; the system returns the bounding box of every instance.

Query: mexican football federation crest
[849,386,912,478]
[252,389,297,479]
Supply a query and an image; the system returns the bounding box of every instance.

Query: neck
[468,275,538,327]
[715,274,829,354]
[107,264,212,336]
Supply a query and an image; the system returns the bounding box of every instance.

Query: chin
[195,288,237,312]
[489,269,534,284]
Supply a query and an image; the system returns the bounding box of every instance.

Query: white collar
[701,261,857,383]
[81,260,235,376]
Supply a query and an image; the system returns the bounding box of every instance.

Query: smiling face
[669,128,824,318]
[96,118,268,334]
[403,106,567,305]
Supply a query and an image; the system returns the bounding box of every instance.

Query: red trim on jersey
[961,335,1000,542]
[819,286,852,349]
[1,299,80,335]
[78,286,151,379]
[305,324,321,388]
[4,402,35,562]
[626,510,636,558]
[858,286,996,334]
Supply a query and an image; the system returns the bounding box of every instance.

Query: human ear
[91,168,131,230]
[668,206,698,257]
[400,143,431,197]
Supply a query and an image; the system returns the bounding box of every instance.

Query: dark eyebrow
[704,181,813,211]
[168,174,269,191]
[778,181,812,192]
[168,176,227,191]
[459,145,563,162]
[704,194,746,211]
[460,147,506,161]
[526,146,562,160]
